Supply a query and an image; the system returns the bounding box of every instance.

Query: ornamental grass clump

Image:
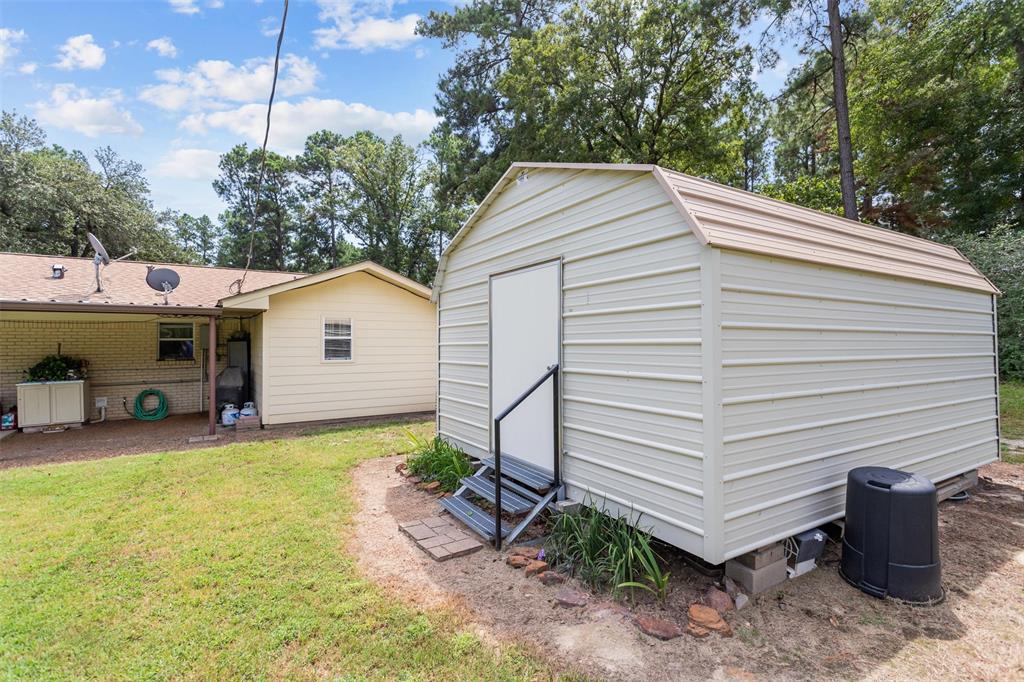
[546,498,670,601]
[404,430,474,492]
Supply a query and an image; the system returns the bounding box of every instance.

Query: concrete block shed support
[208,315,216,436]
[725,542,788,594]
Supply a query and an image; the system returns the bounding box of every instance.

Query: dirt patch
[350,457,1024,681]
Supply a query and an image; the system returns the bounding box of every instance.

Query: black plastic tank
[839,466,944,604]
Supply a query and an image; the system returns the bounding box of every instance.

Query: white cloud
[139,54,319,111]
[153,148,221,180]
[260,16,281,37]
[146,37,178,58]
[313,0,421,52]
[18,62,37,74]
[169,0,200,14]
[34,84,143,137]
[181,97,438,153]
[168,0,224,15]
[55,34,106,70]
[0,28,27,68]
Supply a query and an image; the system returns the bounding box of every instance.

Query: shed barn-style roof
[434,162,998,296]
[0,252,301,314]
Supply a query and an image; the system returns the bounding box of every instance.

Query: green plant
[404,430,474,492]
[25,355,87,382]
[616,531,671,601]
[546,498,670,601]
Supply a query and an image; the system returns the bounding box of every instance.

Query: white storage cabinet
[16,380,89,428]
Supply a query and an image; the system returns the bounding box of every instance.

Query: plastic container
[221,403,240,426]
[840,466,944,604]
[240,402,258,417]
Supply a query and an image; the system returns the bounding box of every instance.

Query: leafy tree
[770,51,839,181]
[159,211,222,265]
[0,111,181,261]
[506,0,755,170]
[338,132,450,283]
[0,111,45,226]
[422,0,761,203]
[851,0,1024,233]
[944,226,1024,380]
[418,0,563,203]
[213,144,297,271]
[293,130,360,272]
[769,1,871,215]
[760,174,844,215]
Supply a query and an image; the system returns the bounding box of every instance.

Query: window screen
[323,318,352,361]
[159,322,194,360]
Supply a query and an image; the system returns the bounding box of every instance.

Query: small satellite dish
[87,232,110,292]
[87,233,110,265]
[146,266,181,305]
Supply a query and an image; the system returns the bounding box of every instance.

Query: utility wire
[229,0,289,295]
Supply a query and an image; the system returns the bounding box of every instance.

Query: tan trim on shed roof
[433,163,998,296]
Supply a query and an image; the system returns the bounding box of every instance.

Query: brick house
[0,253,436,434]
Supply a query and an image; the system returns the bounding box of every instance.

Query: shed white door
[490,260,560,472]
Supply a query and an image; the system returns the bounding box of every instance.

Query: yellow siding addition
[260,271,436,425]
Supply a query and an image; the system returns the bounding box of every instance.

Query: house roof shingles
[0,252,302,312]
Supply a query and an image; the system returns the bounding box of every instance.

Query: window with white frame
[158,322,195,360]
[323,318,352,361]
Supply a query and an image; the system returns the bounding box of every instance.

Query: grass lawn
[1002,381,1024,463]
[0,420,550,681]
[1002,381,1023,440]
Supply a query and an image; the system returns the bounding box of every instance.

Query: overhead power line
[229,0,289,296]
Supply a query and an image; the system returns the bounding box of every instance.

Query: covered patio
[0,253,300,438]
[1,414,227,468]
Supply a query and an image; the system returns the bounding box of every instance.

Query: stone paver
[400,516,483,561]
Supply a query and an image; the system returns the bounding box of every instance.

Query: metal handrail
[493,363,560,549]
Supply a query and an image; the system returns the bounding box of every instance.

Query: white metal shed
[432,162,1000,564]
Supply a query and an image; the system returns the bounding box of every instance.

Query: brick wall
[0,316,252,421]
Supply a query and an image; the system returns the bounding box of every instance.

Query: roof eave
[0,300,225,316]
[220,261,431,308]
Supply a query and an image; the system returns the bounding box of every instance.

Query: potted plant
[25,355,88,382]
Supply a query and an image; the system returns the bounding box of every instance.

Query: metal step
[460,476,534,514]
[440,496,510,540]
[481,455,554,493]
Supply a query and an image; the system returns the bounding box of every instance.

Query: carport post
[207,315,217,436]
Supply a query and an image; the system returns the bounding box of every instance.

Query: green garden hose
[133,389,169,421]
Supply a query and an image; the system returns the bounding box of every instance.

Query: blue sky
[1,0,797,220]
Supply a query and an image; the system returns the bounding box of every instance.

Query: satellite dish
[146,266,181,305]
[87,232,110,265]
[87,232,110,292]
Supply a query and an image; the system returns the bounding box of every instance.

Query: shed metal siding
[716,250,999,560]
[436,169,706,554]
